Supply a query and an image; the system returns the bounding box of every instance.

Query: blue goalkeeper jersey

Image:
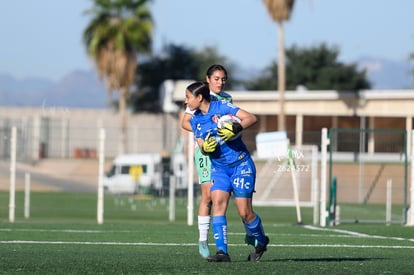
[190,100,250,167]
[185,91,232,115]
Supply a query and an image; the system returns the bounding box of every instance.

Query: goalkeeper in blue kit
[184,81,269,262]
[181,64,233,259]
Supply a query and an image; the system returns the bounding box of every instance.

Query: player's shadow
[269,257,386,262]
[230,257,385,263]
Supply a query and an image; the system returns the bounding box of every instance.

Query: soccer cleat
[244,234,256,247]
[247,236,269,262]
[207,250,231,262]
[198,240,210,258]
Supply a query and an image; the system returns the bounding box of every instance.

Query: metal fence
[0,113,412,225]
[326,128,409,225]
[0,113,180,162]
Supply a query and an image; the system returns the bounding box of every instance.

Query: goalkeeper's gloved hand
[202,136,217,153]
[218,122,243,141]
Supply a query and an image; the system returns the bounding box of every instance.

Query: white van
[103,153,187,194]
[103,154,162,194]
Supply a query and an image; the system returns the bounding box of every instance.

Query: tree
[131,44,237,112]
[244,43,371,91]
[131,44,198,113]
[83,0,153,154]
[262,0,295,131]
[286,44,371,90]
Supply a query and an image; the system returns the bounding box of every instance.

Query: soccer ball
[216,114,242,141]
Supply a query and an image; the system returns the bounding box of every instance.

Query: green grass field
[0,191,413,274]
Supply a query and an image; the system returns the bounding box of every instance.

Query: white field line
[303,225,414,243]
[0,229,353,239]
[1,226,413,249]
[0,228,127,233]
[0,228,394,239]
[1,229,348,237]
[0,240,414,249]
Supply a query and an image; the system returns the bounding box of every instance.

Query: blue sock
[245,214,267,246]
[242,219,254,242]
[212,215,228,254]
[242,219,253,236]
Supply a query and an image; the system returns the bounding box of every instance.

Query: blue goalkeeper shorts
[210,157,256,198]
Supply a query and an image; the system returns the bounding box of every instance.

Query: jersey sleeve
[189,117,196,133]
[189,116,202,139]
[221,101,239,116]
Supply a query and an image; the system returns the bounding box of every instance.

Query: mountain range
[357,56,413,90]
[0,57,413,109]
[0,70,108,109]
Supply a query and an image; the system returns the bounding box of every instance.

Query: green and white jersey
[212,91,233,103]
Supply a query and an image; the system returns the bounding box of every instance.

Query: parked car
[103,153,187,195]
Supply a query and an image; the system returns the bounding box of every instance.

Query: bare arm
[235,108,257,130]
[196,138,204,150]
[181,113,193,132]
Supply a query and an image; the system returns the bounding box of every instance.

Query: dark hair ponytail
[186,81,210,101]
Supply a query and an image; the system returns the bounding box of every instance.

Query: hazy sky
[0,0,413,81]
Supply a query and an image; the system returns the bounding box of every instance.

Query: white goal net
[253,144,318,209]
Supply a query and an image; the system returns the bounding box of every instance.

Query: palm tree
[410,53,414,79]
[83,0,153,154]
[262,0,295,131]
